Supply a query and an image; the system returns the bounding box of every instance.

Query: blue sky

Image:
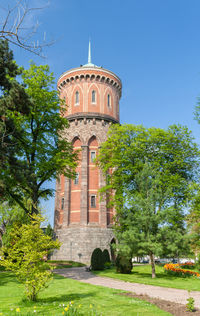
[2,0,200,225]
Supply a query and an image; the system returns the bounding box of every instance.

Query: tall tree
[97,124,199,277]
[0,39,31,201]
[2,63,77,214]
[0,56,78,214]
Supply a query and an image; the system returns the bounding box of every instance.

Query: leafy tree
[0,202,28,247]
[45,223,54,239]
[1,61,78,214]
[187,185,200,254]
[0,39,31,203]
[0,214,60,301]
[97,124,199,277]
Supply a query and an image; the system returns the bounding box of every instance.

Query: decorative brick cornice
[57,68,122,98]
[66,112,119,124]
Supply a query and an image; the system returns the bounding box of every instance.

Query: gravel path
[54,267,200,309]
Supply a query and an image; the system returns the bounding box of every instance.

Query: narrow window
[92,90,96,103]
[107,94,111,107]
[90,151,96,163]
[75,91,79,105]
[74,172,79,185]
[91,195,96,207]
[61,198,64,210]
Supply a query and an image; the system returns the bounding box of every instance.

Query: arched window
[91,195,96,207]
[107,94,111,107]
[92,90,96,103]
[61,198,64,210]
[75,91,79,105]
[74,172,79,185]
[90,151,96,163]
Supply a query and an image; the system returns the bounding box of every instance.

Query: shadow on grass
[0,271,19,286]
[20,292,96,306]
[130,270,197,281]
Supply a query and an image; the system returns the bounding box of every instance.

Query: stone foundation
[51,226,114,264]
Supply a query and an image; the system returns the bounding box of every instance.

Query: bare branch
[0,0,53,58]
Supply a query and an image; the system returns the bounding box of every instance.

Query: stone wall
[51,226,114,264]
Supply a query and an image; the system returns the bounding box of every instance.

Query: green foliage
[187,185,200,254]
[102,249,111,265]
[0,201,30,247]
[0,40,31,203]
[186,296,195,312]
[97,124,199,278]
[115,255,132,274]
[0,52,78,214]
[0,214,60,301]
[91,248,104,271]
[45,223,54,238]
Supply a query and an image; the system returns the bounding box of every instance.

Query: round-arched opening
[110,238,116,262]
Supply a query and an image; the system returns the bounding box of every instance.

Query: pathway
[54,267,200,309]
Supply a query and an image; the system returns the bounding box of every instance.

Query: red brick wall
[88,136,99,223]
[70,138,82,223]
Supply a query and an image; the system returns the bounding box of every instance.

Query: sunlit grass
[94,264,200,291]
[0,271,171,315]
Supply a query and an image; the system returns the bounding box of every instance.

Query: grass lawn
[0,271,171,316]
[94,264,200,291]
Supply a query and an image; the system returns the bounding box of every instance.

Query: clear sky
[2,0,200,225]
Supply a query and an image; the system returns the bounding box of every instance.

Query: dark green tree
[0,39,31,203]
[97,124,199,277]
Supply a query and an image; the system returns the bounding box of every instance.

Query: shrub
[0,214,60,301]
[102,249,111,265]
[91,248,104,270]
[115,255,132,274]
[186,297,195,312]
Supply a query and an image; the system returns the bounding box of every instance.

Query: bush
[0,214,60,301]
[91,248,104,270]
[102,249,111,265]
[115,255,132,274]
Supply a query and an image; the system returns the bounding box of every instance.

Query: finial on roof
[88,39,91,64]
[83,39,99,68]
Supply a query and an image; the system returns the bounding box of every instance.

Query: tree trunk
[149,252,156,278]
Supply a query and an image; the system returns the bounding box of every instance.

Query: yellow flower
[64,307,69,312]
[62,312,65,315]
[71,301,74,305]
[0,313,3,315]
[34,306,36,309]
[16,307,20,313]
[78,304,82,308]
[90,304,93,308]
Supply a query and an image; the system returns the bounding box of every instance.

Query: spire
[88,39,91,64]
[82,39,99,68]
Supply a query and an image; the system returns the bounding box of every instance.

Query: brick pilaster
[81,145,88,225]
[63,177,70,227]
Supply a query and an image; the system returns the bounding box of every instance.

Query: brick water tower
[53,42,122,263]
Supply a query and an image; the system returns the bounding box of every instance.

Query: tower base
[51,227,114,264]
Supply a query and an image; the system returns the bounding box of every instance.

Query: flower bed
[180,262,195,269]
[164,263,200,278]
